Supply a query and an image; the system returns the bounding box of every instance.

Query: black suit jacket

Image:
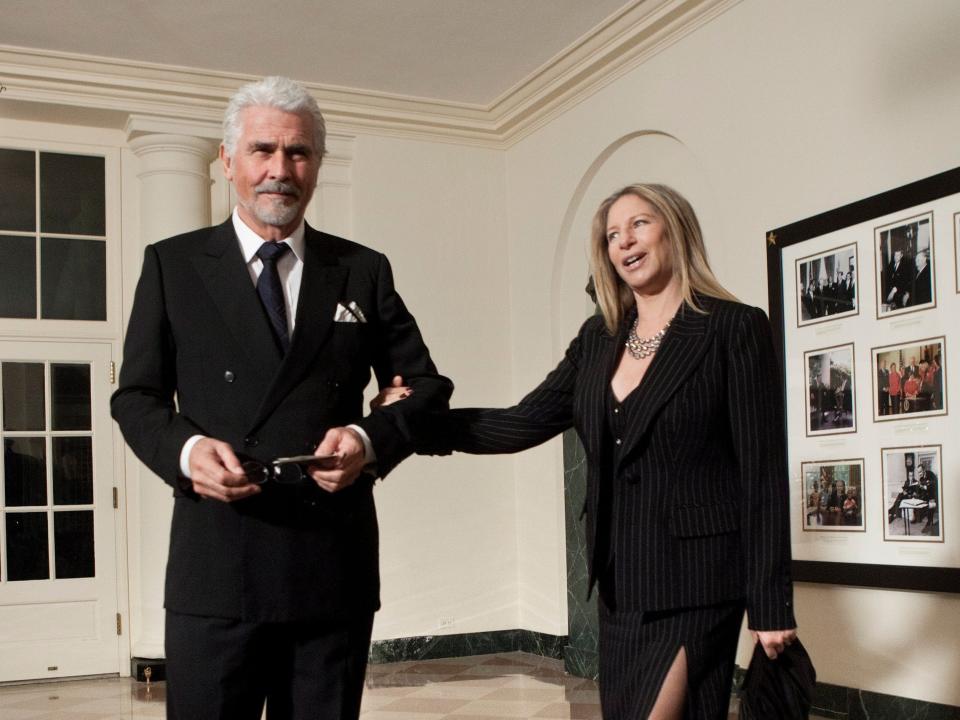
[420,298,794,630]
[111,219,452,623]
[886,259,910,306]
[911,264,932,305]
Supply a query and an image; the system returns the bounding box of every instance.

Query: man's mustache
[255,181,301,198]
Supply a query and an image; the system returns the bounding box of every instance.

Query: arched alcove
[556,130,721,676]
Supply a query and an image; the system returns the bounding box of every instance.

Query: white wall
[344,133,523,639]
[502,0,960,706]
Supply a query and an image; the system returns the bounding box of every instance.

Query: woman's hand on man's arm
[370,375,412,410]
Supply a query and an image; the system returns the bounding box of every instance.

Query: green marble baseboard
[731,666,960,719]
[562,643,598,680]
[369,629,567,664]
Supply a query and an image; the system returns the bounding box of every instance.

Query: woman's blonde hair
[589,183,737,333]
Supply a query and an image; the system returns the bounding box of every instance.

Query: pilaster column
[124,122,218,660]
[129,133,218,241]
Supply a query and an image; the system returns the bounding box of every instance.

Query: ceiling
[0,0,633,105]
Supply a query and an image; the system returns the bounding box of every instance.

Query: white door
[0,340,121,681]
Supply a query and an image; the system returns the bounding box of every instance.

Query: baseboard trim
[731,666,960,719]
[129,629,567,684]
[368,629,567,664]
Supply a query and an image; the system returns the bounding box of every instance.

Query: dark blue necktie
[256,242,291,352]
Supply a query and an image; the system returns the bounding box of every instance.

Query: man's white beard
[244,196,301,228]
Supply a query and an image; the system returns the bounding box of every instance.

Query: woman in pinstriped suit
[378,184,798,719]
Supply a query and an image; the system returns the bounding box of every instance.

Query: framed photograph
[795,243,858,326]
[766,166,960,593]
[874,211,935,318]
[871,336,946,422]
[801,459,865,532]
[804,344,856,435]
[882,446,943,542]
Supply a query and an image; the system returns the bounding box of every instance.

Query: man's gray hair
[223,76,326,159]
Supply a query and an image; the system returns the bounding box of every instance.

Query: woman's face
[605,194,675,297]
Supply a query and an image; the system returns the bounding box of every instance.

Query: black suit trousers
[164,610,374,720]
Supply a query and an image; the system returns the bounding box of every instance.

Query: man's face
[894,250,903,264]
[915,253,927,271]
[221,105,320,239]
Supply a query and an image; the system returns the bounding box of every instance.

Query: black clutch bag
[739,638,816,719]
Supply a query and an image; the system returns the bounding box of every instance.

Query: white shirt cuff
[347,424,376,466]
[179,435,206,478]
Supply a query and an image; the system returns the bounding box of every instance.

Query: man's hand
[370,375,411,410]
[310,427,366,493]
[751,628,798,660]
[187,437,260,502]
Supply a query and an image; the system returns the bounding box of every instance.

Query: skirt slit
[598,598,744,720]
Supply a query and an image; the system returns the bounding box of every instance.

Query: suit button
[224,371,235,383]
[615,438,622,445]
[244,436,259,447]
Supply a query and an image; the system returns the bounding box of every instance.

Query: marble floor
[0,651,825,719]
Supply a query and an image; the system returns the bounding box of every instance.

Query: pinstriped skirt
[598,596,745,719]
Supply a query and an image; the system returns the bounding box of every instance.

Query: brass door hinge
[109,361,116,384]
[113,487,119,509]
[116,613,122,635]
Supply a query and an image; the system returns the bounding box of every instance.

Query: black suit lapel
[249,226,348,429]
[615,302,713,471]
[192,221,283,379]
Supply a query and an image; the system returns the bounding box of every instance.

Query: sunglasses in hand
[241,454,339,485]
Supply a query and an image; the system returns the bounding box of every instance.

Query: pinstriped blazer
[422,297,796,630]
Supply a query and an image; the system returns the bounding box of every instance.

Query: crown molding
[125,114,223,142]
[488,0,740,144]
[0,0,738,148]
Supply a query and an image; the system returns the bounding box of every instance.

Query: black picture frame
[766,166,960,592]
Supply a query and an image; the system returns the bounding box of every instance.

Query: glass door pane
[0,148,107,321]
[1,360,93,581]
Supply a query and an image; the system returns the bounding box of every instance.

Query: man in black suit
[111,76,452,720]
[877,362,889,416]
[841,269,855,312]
[916,463,939,535]
[800,281,815,320]
[909,250,932,306]
[885,248,909,308]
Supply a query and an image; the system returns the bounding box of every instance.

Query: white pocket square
[334,301,367,323]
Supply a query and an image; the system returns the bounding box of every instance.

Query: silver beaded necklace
[625,318,670,360]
